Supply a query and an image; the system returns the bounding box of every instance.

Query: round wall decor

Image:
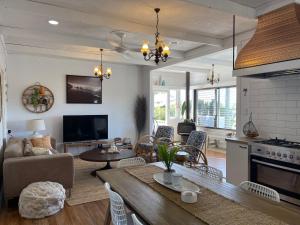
[22,83,54,113]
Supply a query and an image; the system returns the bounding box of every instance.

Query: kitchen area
[226,3,300,207]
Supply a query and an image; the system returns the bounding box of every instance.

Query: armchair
[135,126,174,162]
[174,130,208,167]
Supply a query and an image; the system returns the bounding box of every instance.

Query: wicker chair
[105,182,132,225]
[174,130,208,167]
[131,214,144,225]
[239,181,280,202]
[195,165,223,182]
[117,157,146,168]
[135,126,174,162]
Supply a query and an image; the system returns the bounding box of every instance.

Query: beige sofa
[3,138,74,202]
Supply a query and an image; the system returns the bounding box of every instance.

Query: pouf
[19,181,66,219]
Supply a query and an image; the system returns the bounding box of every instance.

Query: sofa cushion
[31,147,52,156]
[31,136,52,149]
[23,138,33,156]
[4,138,24,159]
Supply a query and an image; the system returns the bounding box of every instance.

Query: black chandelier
[140,8,170,64]
[94,49,112,81]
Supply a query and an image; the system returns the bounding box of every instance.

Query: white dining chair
[131,214,144,225]
[239,181,280,202]
[105,182,128,225]
[117,157,146,168]
[195,164,223,182]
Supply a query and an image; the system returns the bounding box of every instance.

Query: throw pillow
[4,138,24,159]
[31,147,52,156]
[31,136,52,149]
[23,138,33,156]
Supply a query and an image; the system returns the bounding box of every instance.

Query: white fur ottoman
[19,182,66,219]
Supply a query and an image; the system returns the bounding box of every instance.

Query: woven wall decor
[22,83,54,113]
[243,112,259,138]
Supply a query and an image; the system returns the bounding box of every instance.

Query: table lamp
[27,119,46,137]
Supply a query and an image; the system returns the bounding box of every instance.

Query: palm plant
[158,144,179,172]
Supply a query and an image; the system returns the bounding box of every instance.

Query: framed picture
[66,75,102,104]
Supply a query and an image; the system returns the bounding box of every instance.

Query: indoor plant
[158,144,179,184]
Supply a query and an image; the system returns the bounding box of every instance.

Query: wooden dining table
[97,162,300,225]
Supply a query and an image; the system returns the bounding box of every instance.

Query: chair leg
[104,202,111,225]
[67,189,72,198]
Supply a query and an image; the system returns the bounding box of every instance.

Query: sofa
[3,137,74,202]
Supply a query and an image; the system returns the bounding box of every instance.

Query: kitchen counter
[225,136,263,145]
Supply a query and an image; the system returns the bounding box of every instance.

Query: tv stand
[63,140,110,153]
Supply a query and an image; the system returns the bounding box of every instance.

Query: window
[195,87,236,130]
[154,91,168,125]
[169,90,177,118]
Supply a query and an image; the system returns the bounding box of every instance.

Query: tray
[153,173,201,193]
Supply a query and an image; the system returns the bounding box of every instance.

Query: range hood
[233,3,300,78]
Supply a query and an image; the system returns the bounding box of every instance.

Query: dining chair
[239,181,280,202]
[117,157,146,168]
[135,125,174,162]
[104,182,129,225]
[131,214,144,225]
[195,165,223,182]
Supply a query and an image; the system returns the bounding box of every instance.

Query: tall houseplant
[158,144,179,184]
[134,95,147,139]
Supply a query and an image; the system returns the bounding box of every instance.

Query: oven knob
[271,152,276,156]
[277,152,282,157]
[266,151,270,155]
[289,155,294,159]
[283,153,287,158]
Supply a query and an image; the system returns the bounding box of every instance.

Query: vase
[163,169,175,184]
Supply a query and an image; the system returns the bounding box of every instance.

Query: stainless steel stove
[249,138,300,206]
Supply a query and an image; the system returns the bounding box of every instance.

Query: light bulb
[141,41,149,55]
[106,67,112,75]
[162,45,170,56]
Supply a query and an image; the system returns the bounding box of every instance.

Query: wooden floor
[0,149,225,225]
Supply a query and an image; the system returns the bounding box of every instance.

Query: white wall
[239,75,300,142]
[6,54,144,152]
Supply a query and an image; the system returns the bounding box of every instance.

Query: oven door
[250,154,300,205]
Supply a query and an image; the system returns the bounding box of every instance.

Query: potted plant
[158,144,179,184]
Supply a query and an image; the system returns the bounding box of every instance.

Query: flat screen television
[63,115,108,142]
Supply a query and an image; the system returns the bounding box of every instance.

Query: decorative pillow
[23,138,33,156]
[31,147,52,156]
[4,138,24,159]
[31,136,52,149]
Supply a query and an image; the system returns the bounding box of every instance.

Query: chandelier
[207,64,220,85]
[94,49,112,81]
[140,8,170,64]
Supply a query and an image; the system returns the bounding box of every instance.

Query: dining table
[97,162,300,225]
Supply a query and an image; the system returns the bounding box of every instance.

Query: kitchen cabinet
[226,141,249,186]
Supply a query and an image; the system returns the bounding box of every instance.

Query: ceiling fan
[107,31,139,58]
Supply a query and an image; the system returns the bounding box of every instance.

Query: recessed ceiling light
[48,20,59,25]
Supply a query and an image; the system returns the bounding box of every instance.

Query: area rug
[66,158,111,206]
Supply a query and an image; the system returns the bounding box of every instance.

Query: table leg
[91,161,112,176]
[104,201,111,225]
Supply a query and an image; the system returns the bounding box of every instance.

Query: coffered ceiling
[0,0,293,67]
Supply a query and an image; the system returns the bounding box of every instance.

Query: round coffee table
[79,149,136,176]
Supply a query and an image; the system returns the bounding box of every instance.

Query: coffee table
[79,148,136,176]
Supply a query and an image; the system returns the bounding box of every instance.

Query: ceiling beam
[179,0,256,18]
[4,0,223,47]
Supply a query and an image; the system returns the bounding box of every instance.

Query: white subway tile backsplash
[245,77,300,141]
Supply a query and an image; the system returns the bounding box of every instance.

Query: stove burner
[255,137,300,149]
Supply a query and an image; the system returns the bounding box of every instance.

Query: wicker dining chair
[135,126,174,162]
[239,181,280,202]
[117,157,146,168]
[131,214,144,225]
[105,182,130,225]
[195,165,223,182]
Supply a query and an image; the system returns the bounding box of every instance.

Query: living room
[1,0,300,225]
